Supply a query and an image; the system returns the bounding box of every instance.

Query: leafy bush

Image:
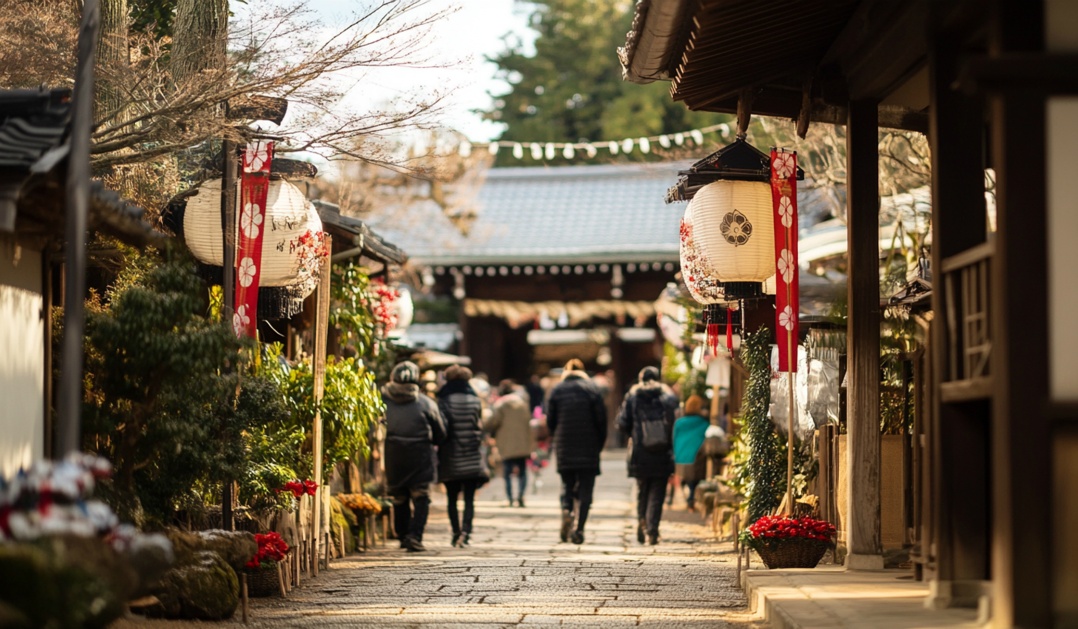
[81,255,251,525]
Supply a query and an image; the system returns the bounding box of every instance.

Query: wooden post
[926,26,992,607]
[56,0,99,457]
[220,140,237,531]
[310,235,333,576]
[844,98,883,570]
[987,0,1051,623]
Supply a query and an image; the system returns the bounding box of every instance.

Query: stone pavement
[118,451,761,628]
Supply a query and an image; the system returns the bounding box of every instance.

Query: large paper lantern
[182,178,325,291]
[690,180,774,291]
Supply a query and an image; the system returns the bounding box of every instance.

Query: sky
[302,0,535,143]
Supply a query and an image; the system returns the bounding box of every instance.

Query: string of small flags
[454,122,732,160]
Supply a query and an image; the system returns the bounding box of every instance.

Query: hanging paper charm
[770,149,799,372]
[234,140,274,337]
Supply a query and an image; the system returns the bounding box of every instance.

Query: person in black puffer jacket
[382,361,447,552]
[546,358,607,545]
[437,364,488,547]
[617,366,678,546]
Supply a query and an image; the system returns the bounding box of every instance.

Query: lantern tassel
[726,307,733,352]
[707,322,719,356]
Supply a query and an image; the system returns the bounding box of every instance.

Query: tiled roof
[313,200,408,265]
[370,162,690,266]
[0,87,163,247]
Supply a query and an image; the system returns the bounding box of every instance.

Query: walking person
[617,366,678,545]
[437,365,488,547]
[485,379,535,507]
[547,358,607,544]
[673,394,711,513]
[382,361,447,552]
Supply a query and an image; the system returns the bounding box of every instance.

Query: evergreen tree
[484,0,730,163]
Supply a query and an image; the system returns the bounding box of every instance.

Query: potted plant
[740,515,836,569]
[244,532,289,596]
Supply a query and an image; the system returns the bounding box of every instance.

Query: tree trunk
[95,0,128,124]
[171,0,228,83]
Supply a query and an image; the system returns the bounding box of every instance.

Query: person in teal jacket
[672,395,711,512]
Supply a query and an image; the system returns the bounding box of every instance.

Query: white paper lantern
[391,285,414,333]
[690,180,774,283]
[182,178,324,287]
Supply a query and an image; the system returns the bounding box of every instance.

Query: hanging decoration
[680,200,733,353]
[182,178,326,288]
[770,149,799,373]
[455,122,731,161]
[771,147,800,516]
[690,179,775,294]
[233,140,274,337]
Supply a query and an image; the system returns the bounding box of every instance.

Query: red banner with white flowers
[232,140,274,338]
[771,149,798,372]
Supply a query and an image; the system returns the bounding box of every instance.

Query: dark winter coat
[436,380,488,483]
[546,371,607,473]
[617,380,677,479]
[382,382,447,495]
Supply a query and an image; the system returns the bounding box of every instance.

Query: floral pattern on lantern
[679,202,725,305]
[719,209,753,246]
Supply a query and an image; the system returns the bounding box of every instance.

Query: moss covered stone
[152,550,239,620]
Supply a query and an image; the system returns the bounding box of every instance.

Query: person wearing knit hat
[617,365,678,545]
[382,361,447,552]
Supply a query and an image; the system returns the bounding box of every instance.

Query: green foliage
[279,353,384,481]
[330,263,379,357]
[740,328,787,522]
[81,255,251,525]
[484,0,730,164]
[329,262,397,383]
[130,0,177,40]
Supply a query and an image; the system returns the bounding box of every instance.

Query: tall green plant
[741,328,787,522]
[81,255,251,525]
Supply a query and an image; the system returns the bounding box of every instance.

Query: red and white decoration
[770,149,799,372]
[233,140,274,337]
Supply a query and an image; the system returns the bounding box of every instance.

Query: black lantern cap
[665,138,804,203]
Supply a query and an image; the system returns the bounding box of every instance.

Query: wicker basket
[244,565,281,597]
[752,538,830,569]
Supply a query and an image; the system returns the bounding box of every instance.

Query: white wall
[0,241,44,478]
[1046,1,1078,622]
[1047,1,1078,401]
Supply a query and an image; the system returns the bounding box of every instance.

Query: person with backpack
[617,366,678,545]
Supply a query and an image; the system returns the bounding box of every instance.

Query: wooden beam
[844,98,883,570]
[987,0,1052,624]
[736,89,754,138]
[961,53,1078,94]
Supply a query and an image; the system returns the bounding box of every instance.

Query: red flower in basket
[742,515,836,569]
[303,479,318,496]
[246,532,290,569]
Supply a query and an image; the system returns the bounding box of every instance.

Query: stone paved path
[121,452,760,628]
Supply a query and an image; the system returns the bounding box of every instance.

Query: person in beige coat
[485,379,536,507]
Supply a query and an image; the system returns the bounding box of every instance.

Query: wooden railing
[940,242,994,401]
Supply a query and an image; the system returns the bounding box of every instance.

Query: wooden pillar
[844,98,883,570]
[926,31,991,608]
[988,0,1052,625]
[311,235,333,575]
